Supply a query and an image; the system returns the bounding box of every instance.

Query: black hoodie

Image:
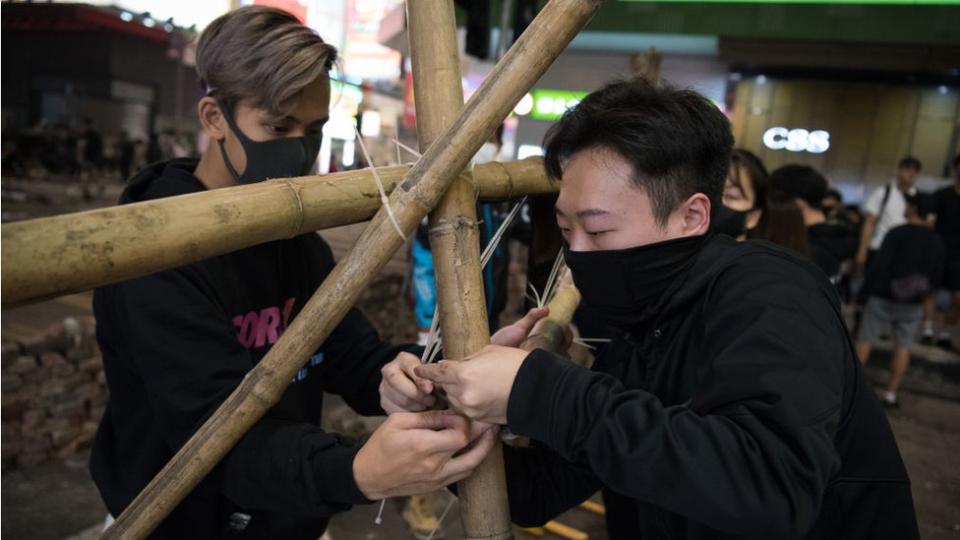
[91,159,413,539]
[808,222,858,279]
[501,235,919,539]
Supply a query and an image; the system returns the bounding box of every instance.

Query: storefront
[728,76,960,200]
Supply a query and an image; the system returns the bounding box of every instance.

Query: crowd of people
[1,118,194,186]
[710,151,959,408]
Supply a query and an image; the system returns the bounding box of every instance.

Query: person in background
[922,154,960,351]
[856,194,944,407]
[823,188,843,222]
[771,164,858,282]
[712,148,768,240]
[856,156,921,278]
[752,191,811,257]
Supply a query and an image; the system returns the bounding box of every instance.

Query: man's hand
[414,345,528,424]
[380,352,435,414]
[353,410,498,500]
[490,307,550,348]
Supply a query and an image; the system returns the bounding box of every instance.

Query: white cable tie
[355,126,406,241]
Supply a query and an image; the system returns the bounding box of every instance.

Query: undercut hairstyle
[543,79,734,226]
[196,6,338,121]
[769,164,828,209]
[898,156,922,171]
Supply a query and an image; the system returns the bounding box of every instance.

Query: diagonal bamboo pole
[406,1,510,537]
[1,159,555,308]
[101,1,603,538]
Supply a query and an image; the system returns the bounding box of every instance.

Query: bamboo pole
[1,159,555,308]
[522,271,581,353]
[101,1,603,537]
[406,1,510,538]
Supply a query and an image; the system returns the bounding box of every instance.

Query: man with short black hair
[856,156,922,275]
[386,79,920,539]
[770,164,858,280]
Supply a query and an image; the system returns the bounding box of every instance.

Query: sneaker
[879,391,899,409]
[402,493,445,540]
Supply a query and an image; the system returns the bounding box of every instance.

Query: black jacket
[91,159,412,539]
[502,235,918,539]
[863,223,944,304]
[808,222,858,280]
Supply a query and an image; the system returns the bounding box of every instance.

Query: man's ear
[198,97,226,141]
[678,193,711,236]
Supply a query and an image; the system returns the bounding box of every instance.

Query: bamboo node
[279,179,305,237]
[428,217,481,239]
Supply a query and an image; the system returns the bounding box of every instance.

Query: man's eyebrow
[554,207,610,218]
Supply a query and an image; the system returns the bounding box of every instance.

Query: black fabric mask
[218,106,322,185]
[563,235,706,330]
[712,205,749,238]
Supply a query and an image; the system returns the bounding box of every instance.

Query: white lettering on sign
[762,127,830,154]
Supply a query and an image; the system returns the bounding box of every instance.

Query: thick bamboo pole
[101,1,602,538]
[406,1,510,538]
[1,159,554,308]
[522,272,580,353]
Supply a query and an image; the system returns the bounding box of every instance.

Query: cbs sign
[762,127,830,154]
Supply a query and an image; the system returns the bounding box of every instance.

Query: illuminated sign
[763,127,830,154]
[529,89,588,121]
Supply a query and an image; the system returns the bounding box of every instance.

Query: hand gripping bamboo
[101,1,603,538]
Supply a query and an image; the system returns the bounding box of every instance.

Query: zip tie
[374,499,386,525]
[425,496,457,540]
[394,128,403,165]
[391,138,422,160]
[355,127,406,241]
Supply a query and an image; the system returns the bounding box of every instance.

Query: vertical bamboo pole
[406,1,511,538]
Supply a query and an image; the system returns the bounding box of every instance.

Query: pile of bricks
[1,316,106,470]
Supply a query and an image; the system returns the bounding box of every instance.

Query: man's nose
[567,233,590,252]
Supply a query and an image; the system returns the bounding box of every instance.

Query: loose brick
[21,409,46,429]
[39,352,67,369]
[18,334,48,356]
[1,342,22,368]
[2,374,23,393]
[47,399,85,419]
[50,424,80,447]
[77,355,103,373]
[9,355,37,374]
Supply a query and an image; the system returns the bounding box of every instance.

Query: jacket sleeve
[501,442,601,527]
[316,306,421,416]
[105,269,371,516]
[306,234,421,416]
[506,257,845,539]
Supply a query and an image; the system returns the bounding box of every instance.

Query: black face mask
[563,235,706,330]
[712,205,749,238]
[218,105,322,185]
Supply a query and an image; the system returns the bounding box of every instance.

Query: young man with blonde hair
[91,7,494,538]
